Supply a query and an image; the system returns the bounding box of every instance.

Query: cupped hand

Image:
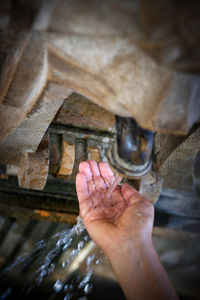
[76,160,154,256]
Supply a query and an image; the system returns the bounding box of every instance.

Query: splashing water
[0,173,123,299]
[34,216,86,286]
[53,279,63,292]
[0,216,103,299]
[61,246,104,299]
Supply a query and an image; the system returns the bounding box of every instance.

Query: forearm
[108,238,178,300]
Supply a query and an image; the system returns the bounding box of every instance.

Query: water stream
[107,175,123,197]
[0,176,122,299]
[0,216,103,300]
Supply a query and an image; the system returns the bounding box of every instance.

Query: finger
[98,161,115,185]
[79,161,96,195]
[88,160,107,192]
[79,161,92,181]
[121,183,142,204]
[76,173,94,218]
[76,172,90,203]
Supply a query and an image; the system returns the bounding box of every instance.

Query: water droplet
[95,258,102,265]
[84,235,89,242]
[53,279,63,292]
[63,237,73,250]
[84,283,92,294]
[87,254,95,267]
[136,213,142,217]
[64,293,72,300]
[36,239,46,250]
[62,261,66,268]
[39,269,47,279]
[64,284,68,291]
[48,263,55,273]
[64,284,73,292]
[71,249,77,257]
[78,270,93,288]
[78,241,84,251]
[56,240,61,247]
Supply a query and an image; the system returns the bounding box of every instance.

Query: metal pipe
[108,116,154,179]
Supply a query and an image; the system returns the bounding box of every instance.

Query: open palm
[76,160,154,255]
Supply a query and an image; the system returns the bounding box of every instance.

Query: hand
[76,161,178,300]
[76,160,154,256]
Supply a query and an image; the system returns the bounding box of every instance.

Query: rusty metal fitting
[107,116,154,179]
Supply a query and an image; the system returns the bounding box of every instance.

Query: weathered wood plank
[0,177,200,241]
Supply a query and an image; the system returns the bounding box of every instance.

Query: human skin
[76,160,178,300]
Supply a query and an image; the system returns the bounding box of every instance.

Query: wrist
[106,234,153,264]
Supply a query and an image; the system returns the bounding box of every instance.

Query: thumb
[121,183,144,205]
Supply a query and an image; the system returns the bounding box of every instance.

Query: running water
[0,174,122,299]
[106,174,123,197]
[0,216,103,300]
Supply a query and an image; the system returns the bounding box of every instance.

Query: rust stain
[34,209,50,217]
[0,174,9,179]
